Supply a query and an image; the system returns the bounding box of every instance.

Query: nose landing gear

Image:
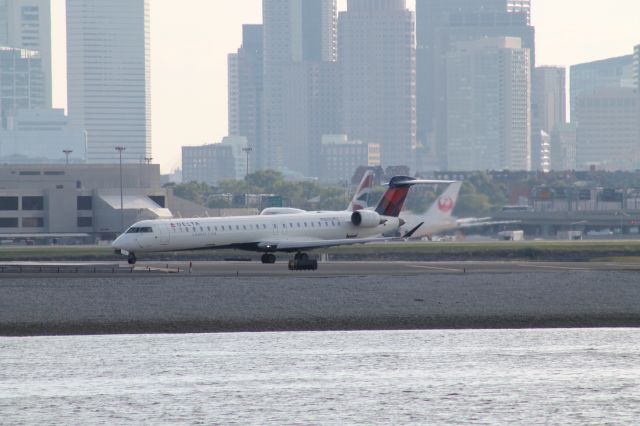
[127,252,137,265]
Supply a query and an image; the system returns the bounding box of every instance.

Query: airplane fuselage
[113,211,400,254]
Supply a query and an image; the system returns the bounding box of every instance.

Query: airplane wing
[257,237,393,251]
[457,219,521,229]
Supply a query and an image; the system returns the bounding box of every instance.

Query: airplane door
[158,223,170,246]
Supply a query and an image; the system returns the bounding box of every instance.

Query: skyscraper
[66,0,151,163]
[532,66,566,171]
[575,88,639,171]
[446,37,531,171]
[0,46,44,127]
[228,53,239,137]
[570,55,634,119]
[0,0,52,108]
[262,0,336,172]
[634,44,639,89]
[339,0,416,169]
[415,0,534,170]
[228,25,263,174]
[284,60,341,176]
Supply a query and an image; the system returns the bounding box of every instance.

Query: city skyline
[46,0,640,172]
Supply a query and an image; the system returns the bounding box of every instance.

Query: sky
[50,0,640,173]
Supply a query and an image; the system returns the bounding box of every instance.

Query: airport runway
[2,260,640,336]
[1,259,640,278]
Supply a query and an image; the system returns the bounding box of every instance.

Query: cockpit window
[126,226,153,233]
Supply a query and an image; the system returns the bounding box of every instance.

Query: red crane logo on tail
[438,196,454,213]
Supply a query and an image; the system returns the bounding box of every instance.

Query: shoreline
[2,267,640,337]
[3,316,640,338]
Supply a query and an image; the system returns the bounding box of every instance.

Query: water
[2,329,640,425]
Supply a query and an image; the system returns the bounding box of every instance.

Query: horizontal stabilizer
[402,222,424,239]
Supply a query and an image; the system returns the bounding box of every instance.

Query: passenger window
[297,223,301,228]
[236,225,240,230]
[304,222,308,227]
[200,227,204,232]
[243,225,246,230]
[311,222,314,227]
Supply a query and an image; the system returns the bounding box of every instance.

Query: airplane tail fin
[423,181,462,222]
[348,170,374,211]
[375,176,456,217]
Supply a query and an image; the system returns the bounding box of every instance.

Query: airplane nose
[112,235,127,251]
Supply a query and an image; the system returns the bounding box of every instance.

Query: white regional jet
[112,176,451,270]
[400,181,519,240]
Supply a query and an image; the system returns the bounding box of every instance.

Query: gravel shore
[2,271,640,336]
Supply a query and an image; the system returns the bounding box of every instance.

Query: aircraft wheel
[127,253,137,265]
[288,259,318,271]
[295,252,309,261]
[262,253,276,264]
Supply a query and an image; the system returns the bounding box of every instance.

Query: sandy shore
[2,269,640,336]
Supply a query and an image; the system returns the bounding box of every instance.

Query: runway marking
[516,263,592,271]
[406,264,462,272]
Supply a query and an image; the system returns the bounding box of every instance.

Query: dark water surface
[1,329,640,424]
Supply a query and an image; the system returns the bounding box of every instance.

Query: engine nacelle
[351,210,382,228]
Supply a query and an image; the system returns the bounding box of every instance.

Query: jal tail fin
[348,170,375,211]
[375,176,458,217]
[423,181,462,222]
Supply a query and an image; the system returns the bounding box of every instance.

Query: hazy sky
[50,0,640,172]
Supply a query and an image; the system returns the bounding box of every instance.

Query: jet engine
[351,210,383,227]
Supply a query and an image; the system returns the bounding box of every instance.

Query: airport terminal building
[0,164,172,243]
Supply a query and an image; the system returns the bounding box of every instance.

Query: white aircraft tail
[348,170,375,211]
[423,181,462,223]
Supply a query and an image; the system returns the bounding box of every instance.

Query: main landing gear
[261,253,277,264]
[288,252,318,271]
[127,252,137,265]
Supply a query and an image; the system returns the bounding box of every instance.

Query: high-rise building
[570,55,634,119]
[0,0,7,43]
[634,44,640,88]
[284,61,341,177]
[0,108,87,163]
[575,88,639,171]
[320,134,380,184]
[228,25,263,174]
[550,123,576,171]
[66,0,151,163]
[228,53,239,137]
[339,0,416,170]
[446,37,531,171]
[262,0,336,171]
[532,66,566,171]
[0,46,44,126]
[0,0,52,107]
[182,144,236,186]
[415,0,534,170]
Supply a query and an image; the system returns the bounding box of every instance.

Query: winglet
[402,222,424,239]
